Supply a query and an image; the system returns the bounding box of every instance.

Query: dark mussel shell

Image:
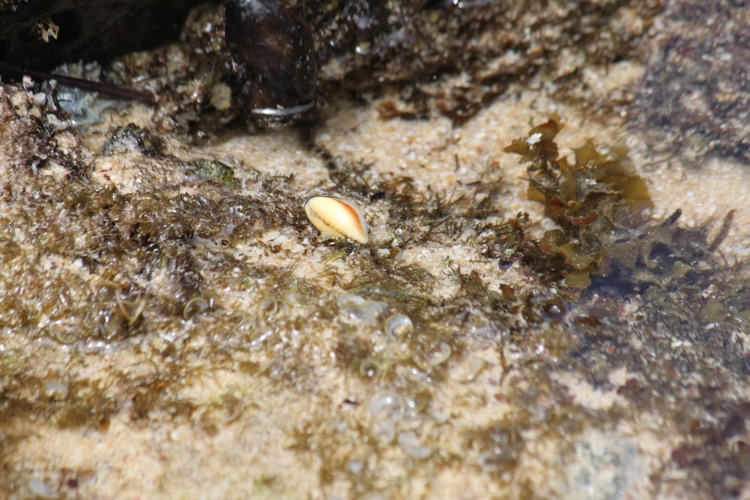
[224,0,318,127]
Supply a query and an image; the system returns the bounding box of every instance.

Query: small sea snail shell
[304,196,369,244]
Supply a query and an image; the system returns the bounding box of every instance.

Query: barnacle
[304,196,370,244]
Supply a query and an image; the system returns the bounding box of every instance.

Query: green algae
[182,156,240,187]
[505,115,654,288]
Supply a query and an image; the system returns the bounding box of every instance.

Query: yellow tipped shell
[304,196,369,244]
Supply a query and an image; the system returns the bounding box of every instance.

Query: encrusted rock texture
[2,1,750,499]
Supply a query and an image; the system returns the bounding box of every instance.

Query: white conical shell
[304,196,369,244]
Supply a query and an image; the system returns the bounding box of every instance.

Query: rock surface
[1,1,750,499]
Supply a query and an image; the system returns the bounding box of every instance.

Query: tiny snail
[304,196,369,244]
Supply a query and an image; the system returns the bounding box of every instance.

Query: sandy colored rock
[1,1,750,499]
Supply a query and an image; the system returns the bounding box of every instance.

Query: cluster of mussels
[1,0,661,129]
